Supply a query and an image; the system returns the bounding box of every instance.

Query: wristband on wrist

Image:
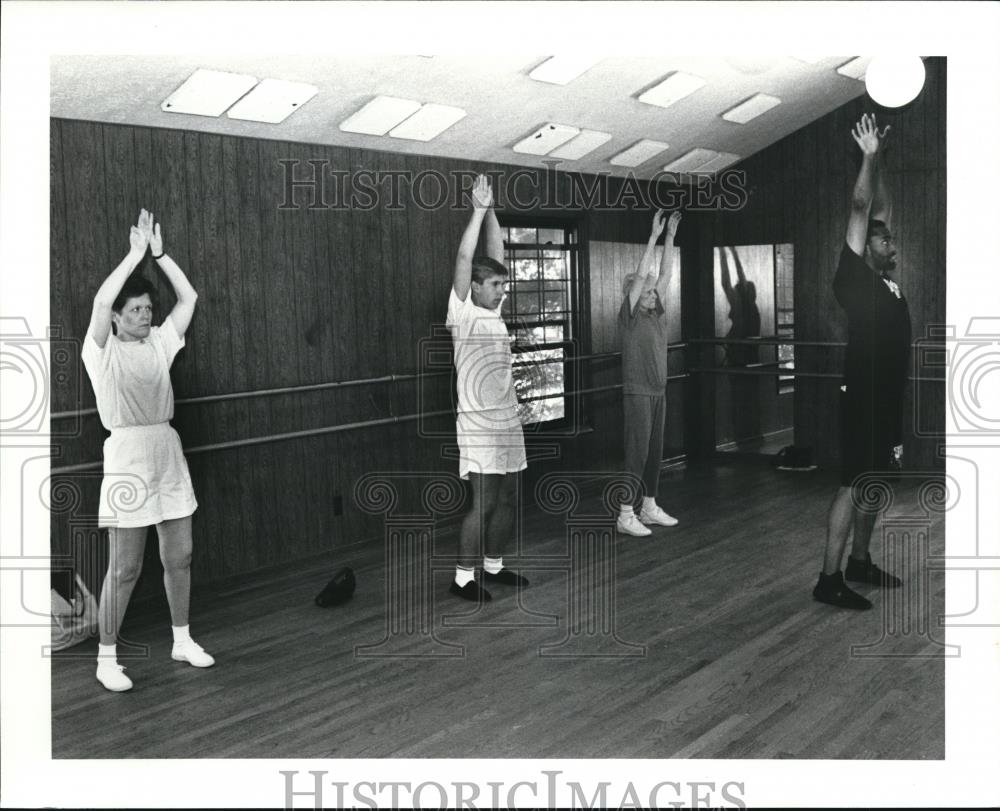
[152,251,165,260]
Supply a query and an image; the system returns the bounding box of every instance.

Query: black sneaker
[812,571,872,610]
[449,580,492,602]
[845,553,902,587]
[482,568,530,587]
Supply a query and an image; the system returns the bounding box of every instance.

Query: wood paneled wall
[696,57,946,470]
[49,123,690,593]
[49,58,947,593]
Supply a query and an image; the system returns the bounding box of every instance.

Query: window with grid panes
[775,243,795,394]
[500,223,578,426]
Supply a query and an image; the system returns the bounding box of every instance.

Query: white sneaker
[616,512,652,537]
[96,661,133,692]
[172,640,215,668]
[639,504,679,527]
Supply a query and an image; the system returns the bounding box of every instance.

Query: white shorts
[455,411,527,480]
[99,422,198,528]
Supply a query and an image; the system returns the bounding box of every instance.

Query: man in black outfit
[814,113,910,610]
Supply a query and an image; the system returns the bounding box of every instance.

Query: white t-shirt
[81,315,185,431]
[446,287,519,425]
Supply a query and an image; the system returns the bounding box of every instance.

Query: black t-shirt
[832,243,911,433]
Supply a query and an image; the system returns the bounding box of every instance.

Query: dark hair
[112,273,158,313]
[470,256,509,285]
[867,219,890,240]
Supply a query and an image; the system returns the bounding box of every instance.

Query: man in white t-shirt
[445,175,528,601]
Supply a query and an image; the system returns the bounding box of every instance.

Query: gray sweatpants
[623,393,666,507]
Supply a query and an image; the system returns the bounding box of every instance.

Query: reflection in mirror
[713,244,794,455]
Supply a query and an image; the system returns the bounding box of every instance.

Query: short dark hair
[867,219,890,240]
[470,256,509,284]
[112,273,158,313]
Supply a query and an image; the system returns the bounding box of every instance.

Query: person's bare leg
[822,486,855,575]
[98,526,147,645]
[156,516,192,627]
[814,486,873,610]
[485,472,515,559]
[482,472,530,587]
[157,515,214,666]
[95,526,147,691]
[845,492,900,587]
[458,473,499,568]
[849,508,878,562]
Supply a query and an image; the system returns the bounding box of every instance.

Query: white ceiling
[50,55,870,180]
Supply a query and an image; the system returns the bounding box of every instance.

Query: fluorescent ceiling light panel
[722,93,782,124]
[663,148,719,174]
[226,78,318,124]
[695,152,741,173]
[549,129,613,160]
[837,57,870,80]
[609,139,669,167]
[638,72,707,108]
[513,123,580,155]
[389,103,466,141]
[162,68,258,117]
[529,56,602,85]
[340,96,422,135]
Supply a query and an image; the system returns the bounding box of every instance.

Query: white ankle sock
[97,643,117,662]
[172,625,191,644]
[455,566,475,587]
[484,556,503,575]
[642,497,656,512]
[620,505,635,517]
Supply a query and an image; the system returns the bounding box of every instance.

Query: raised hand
[649,209,666,240]
[666,210,682,238]
[851,113,881,156]
[470,174,493,210]
[149,220,164,256]
[128,226,148,254]
[129,210,149,255]
[136,208,152,238]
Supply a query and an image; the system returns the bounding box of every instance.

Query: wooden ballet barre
[689,366,945,383]
[50,349,686,421]
[690,336,947,350]
[49,376,692,474]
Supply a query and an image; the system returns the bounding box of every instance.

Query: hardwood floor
[51,459,945,759]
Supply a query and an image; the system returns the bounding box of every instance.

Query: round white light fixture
[865,56,926,107]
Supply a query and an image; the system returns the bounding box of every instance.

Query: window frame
[774,242,795,396]
[497,215,583,432]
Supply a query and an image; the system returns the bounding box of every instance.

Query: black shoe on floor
[482,568,530,587]
[449,580,492,602]
[812,571,872,610]
[845,553,902,587]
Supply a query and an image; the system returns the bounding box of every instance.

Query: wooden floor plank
[52,459,945,759]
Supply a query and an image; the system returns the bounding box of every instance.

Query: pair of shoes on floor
[845,553,902,587]
[617,507,679,536]
[813,554,903,611]
[449,568,530,602]
[98,640,216,691]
